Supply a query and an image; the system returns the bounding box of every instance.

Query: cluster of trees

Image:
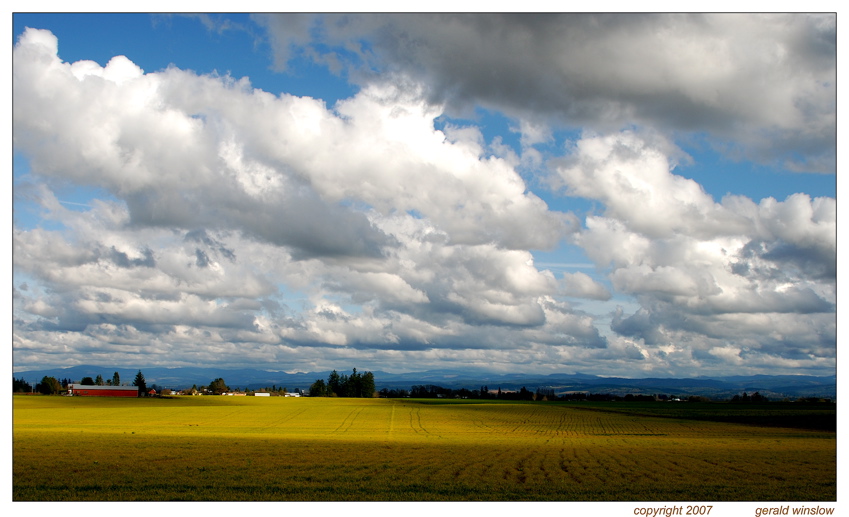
[78,372,123,386]
[730,391,769,403]
[16,376,69,395]
[254,386,300,395]
[309,369,376,397]
[13,376,65,395]
[13,377,32,393]
[37,376,64,395]
[206,377,229,395]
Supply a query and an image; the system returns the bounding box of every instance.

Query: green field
[13,395,836,501]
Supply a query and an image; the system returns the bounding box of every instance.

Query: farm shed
[68,384,139,397]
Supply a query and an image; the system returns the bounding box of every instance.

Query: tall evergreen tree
[339,373,350,396]
[327,370,342,396]
[133,370,147,397]
[361,371,376,397]
[347,368,361,397]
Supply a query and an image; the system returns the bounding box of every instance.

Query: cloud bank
[258,13,836,173]
[13,16,836,378]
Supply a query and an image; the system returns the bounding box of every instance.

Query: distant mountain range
[13,365,836,400]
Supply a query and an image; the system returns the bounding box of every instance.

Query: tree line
[12,371,301,397]
[382,384,558,400]
[13,370,152,396]
[14,373,830,404]
[309,369,376,397]
[179,379,303,396]
[374,385,816,403]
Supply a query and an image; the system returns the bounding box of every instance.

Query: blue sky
[12,13,836,377]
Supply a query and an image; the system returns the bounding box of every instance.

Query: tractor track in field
[408,407,432,436]
[332,406,365,434]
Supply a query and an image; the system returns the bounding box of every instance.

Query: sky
[11,12,838,378]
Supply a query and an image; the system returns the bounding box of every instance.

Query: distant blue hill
[12,365,836,399]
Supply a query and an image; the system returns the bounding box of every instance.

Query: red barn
[68,384,139,397]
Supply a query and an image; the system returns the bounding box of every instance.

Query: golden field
[12,395,836,501]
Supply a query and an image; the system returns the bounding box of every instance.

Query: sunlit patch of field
[13,396,835,501]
